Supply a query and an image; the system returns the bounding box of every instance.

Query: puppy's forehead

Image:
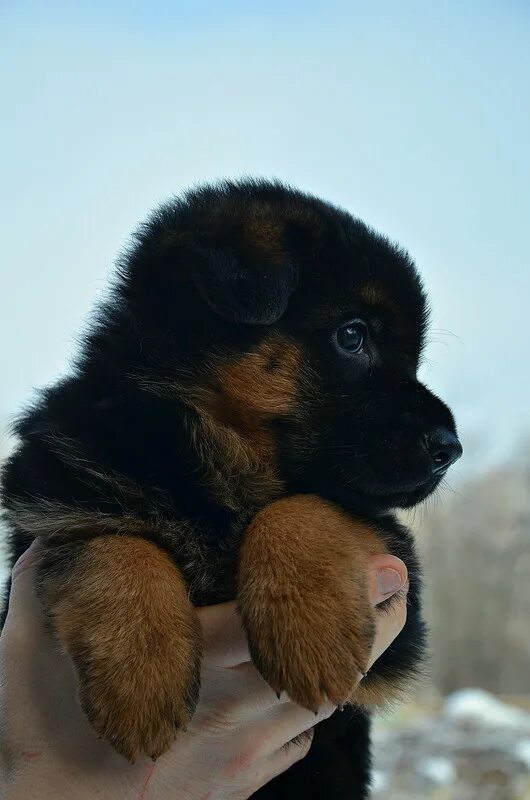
[292,221,426,333]
[180,180,427,339]
[238,198,426,345]
[244,194,423,313]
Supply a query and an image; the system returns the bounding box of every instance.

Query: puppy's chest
[155,512,249,606]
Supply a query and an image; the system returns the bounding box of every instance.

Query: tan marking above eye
[359,282,394,310]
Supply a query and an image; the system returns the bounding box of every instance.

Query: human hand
[0,542,407,800]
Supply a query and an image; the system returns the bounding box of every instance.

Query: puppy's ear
[191,246,299,325]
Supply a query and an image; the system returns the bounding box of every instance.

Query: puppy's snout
[426,427,462,475]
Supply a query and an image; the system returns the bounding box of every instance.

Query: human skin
[0,542,408,800]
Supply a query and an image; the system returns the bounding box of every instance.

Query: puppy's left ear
[191,246,299,325]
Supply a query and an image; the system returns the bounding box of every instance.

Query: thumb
[366,554,408,606]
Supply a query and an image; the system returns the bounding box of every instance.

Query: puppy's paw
[41,536,202,761]
[240,571,375,710]
[238,496,381,710]
[71,615,201,761]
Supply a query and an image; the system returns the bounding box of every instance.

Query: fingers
[198,601,251,667]
[2,540,46,645]
[258,701,334,756]
[254,730,314,791]
[200,556,409,670]
[215,699,332,783]
[200,660,292,718]
[11,539,44,580]
[0,539,85,748]
[8,549,249,670]
[6,542,407,702]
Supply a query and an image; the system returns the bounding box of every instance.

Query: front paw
[72,624,201,761]
[238,496,379,710]
[240,581,375,711]
[42,536,203,761]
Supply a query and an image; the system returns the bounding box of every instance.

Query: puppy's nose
[427,428,463,475]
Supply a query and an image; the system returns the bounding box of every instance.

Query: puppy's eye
[335,320,367,354]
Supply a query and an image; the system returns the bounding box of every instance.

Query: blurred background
[1,1,529,797]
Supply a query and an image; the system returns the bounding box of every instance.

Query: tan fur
[194,334,302,507]
[134,333,304,511]
[184,398,283,511]
[217,333,301,417]
[355,669,415,709]
[41,536,202,761]
[244,215,285,264]
[360,282,394,309]
[238,494,386,710]
[131,376,282,510]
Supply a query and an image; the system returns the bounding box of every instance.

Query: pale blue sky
[1,1,529,476]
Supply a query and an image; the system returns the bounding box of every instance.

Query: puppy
[1,179,461,799]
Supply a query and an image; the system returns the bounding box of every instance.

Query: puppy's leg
[238,495,385,711]
[38,535,202,761]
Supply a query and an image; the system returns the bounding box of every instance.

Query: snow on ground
[372,690,530,799]
[445,688,530,729]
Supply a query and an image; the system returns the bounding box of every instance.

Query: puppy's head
[125,179,461,513]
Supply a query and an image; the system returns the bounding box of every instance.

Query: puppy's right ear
[190,244,298,326]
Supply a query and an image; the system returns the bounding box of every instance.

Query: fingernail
[376,568,403,597]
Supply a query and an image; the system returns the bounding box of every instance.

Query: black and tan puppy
[1,180,461,798]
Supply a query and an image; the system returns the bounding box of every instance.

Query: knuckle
[223,739,266,780]
[286,729,314,763]
[298,733,314,759]
[195,698,243,735]
[319,703,336,722]
[11,543,42,579]
[197,709,234,735]
[292,739,313,764]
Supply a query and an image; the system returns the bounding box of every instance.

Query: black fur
[1,179,460,797]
